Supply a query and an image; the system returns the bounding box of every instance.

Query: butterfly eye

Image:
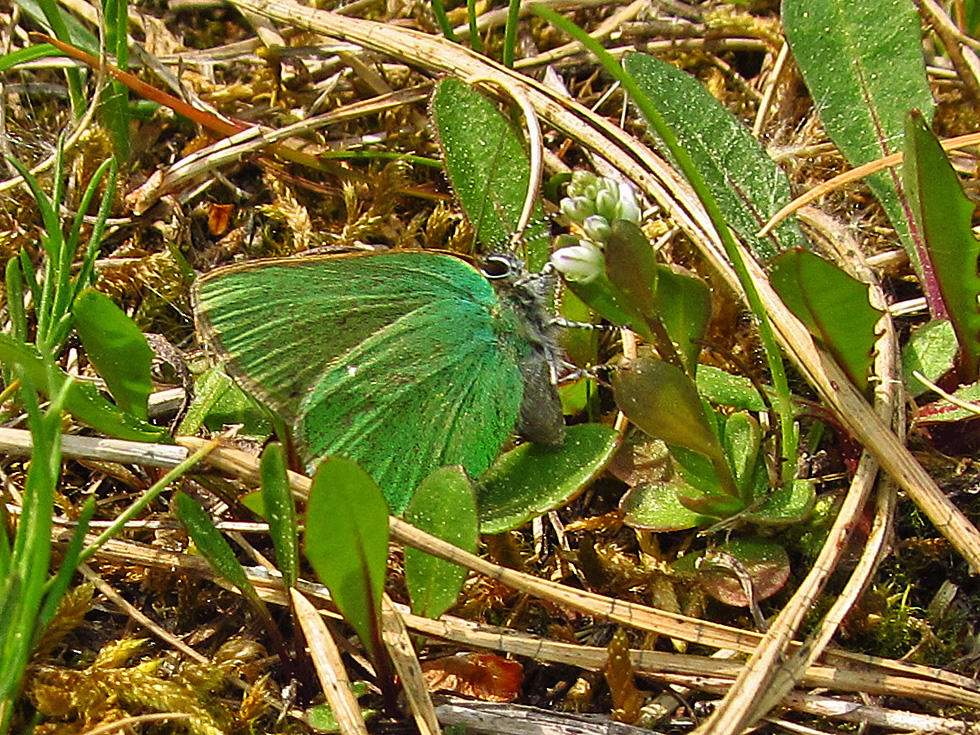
[481,254,515,280]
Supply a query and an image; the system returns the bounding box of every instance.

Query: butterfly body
[193,251,564,513]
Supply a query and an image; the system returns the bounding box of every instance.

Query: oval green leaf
[622,51,807,259]
[770,249,883,394]
[304,457,390,660]
[404,465,478,619]
[477,423,620,533]
[430,77,548,266]
[72,288,153,421]
[783,0,934,261]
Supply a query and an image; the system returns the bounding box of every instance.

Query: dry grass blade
[380,595,441,735]
[291,589,370,735]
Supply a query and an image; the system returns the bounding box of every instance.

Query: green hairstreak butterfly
[192,250,565,514]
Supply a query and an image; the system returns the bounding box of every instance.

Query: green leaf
[179,365,274,438]
[611,356,735,494]
[404,466,477,619]
[695,365,766,412]
[677,492,745,518]
[914,380,980,423]
[38,495,95,631]
[722,412,761,500]
[260,444,299,588]
[0,43,61,73]
[72,289,153,420]
[604,219,660,324]
[902,319,958,397]
[175,493,270,617]
[0,333,168,442]
[430,78,548,267]
[745,479,815,525]
[656,265,711,374]
[782,0,934,265]
[770,249,883,394]
[304,457,389,661]
[477,424,620,533]
[619,476,716,531]
[622,52,807,260]
[903,110,980,379]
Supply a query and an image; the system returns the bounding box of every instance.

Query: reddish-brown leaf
[421,653,523,702]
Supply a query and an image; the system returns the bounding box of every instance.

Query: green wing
[193,252,527,513]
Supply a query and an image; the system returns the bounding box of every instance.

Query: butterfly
[192,249,566,514]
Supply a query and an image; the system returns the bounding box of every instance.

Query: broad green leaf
[611,356,735,494]
[430,78,548,267]
[72,288,153,420]
[783,0,934,265]
[0,333,168,442]
[477,424,620,533]
[902,319,958,397]
[622,52,807,260]
[604,219,660,324]
[563,270,653,343]
[746,479,815,525]
[722,412,761,500]
[260,444,299,588]
[304,457,389,660]
[603,219,710,371]
[656,265,710,374]
[770,249,883,394]
[404,466,477,619]
[903,111,980,379]
[619,476,716,531]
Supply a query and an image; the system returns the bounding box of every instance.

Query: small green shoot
[260,443,300,589]
[0,370,84,735]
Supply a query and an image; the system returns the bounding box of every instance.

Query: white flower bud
[550,242,605,283]
[582,214,611,243]
[616,181,641,223]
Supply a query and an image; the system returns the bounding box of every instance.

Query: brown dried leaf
[421,653,523,702]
